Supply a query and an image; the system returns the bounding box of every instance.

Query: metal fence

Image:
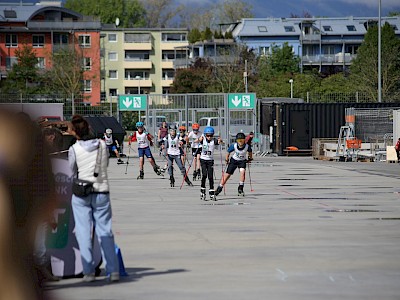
[306,92,374,103]
[345,107,400,143]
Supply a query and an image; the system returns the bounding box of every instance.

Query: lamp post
[289,79,294,99]
[378,0,382,103]
[135,75,141,94]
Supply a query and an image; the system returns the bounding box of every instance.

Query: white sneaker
[83,273,95,282]
[108,272,120,282]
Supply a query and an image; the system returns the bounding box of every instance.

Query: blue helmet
[136,121,144,127]
[204,126,214,135]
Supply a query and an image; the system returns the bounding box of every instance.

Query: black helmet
[236,132,245,140]
[169,124,177,131]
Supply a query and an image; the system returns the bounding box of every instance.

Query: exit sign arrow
[231,96,241,107]
[123,97,132,108]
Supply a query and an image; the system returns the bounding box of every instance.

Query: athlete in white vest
[103,128,124,164]
[162,124,193,187]
[187,123,202,181]
[197,126,222,201]
[215,132,253,197]
[128,121,162,179]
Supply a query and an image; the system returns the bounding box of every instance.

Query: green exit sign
[228,93,255,109]
[119,95,147,111]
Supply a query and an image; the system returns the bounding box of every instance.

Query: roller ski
[184,176,193,186]
[209,189,216,201]
[238,185,245,197]
[200,188,207,201]
[215,185,223,196]
[170,175,175,187]
[137,170,144,180]
[197,170,201,180]
[153,165,163,176]
[192,170,198,181]
[117,158,125,165]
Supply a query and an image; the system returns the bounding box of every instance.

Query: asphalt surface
[45,150,400,300]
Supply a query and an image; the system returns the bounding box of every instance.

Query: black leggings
[200,159,214,189]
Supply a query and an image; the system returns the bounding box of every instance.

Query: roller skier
[103,128,124,164]
[161,124,193,187]
[197,126,222,201]
[215,132,253,197]
[128,121,163,179]
[187,123,202,181]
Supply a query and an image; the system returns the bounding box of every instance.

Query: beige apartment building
[100,27,188,104]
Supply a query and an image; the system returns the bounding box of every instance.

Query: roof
[0,3,81,23]
[232,16,400,37]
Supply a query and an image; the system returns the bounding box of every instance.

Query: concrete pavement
[45,153,400,300]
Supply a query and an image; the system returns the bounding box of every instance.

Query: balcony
[27,20,101,30]
[161,79,174,87]
[161,60,174,69]
[302,53,357,64]
[160,41,189,50]
[302,33,321,43]
[123,78,152,88]
[124,60,152,69]
[124,42,152,51]
[174,55,237,68]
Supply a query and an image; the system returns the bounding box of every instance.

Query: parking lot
[45,154,400,300]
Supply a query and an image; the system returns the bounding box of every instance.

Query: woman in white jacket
[68,115,119,283]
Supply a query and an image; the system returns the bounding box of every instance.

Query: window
[6,34,17,47]
[79,35,91,48]
[32,35,45,47]
[346,25,356,31]
[323,45,335,55]
[162,70,174,80]
[259,46,270,56]
[109,70,118,79]
[162,33,187,42]
[82,80,92,92]
[258,26,267,32]
[390,25,398,31]
[6,57,18,69]
[162,87,170,94]
[109,88,118,96]
[323,25,332,31]
[108,51,117,61]
[284,26,295,32]
[36,57,45,69]
[124,33,151,43]
[346,45,359,54]
[82,57,92,70]
[162,50,186,60]
[53,33,68,45]
[108,33,117,42]
[125,51,149,61]
[125,70,148,80]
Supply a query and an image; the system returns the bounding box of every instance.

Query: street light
[135,75,141,94]
[289,79,294,99]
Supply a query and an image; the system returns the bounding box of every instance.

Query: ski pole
[248,161,254,192]
[125,144,133,175]
[219,143,227,196]
[180,153,196,190]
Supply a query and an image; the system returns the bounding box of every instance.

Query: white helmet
[106,128,112,134]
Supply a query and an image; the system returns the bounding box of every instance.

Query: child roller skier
[178,125,188,165]
[162,124,193,187]
[197,126,222,201]
[215,132,253,197]
[187,123,202,181]
[103,128,124,164]
[128,121,163,179]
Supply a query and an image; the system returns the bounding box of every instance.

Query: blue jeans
[167,154,186,176]
[72,192,118,275]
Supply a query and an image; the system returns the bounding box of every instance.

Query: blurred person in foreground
[68,115,119,283]
[0,110,55,299]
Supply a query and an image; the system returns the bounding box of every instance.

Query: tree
[140,0,184,28]
[264,42,300,75]
[350,23,400,102]
[65,0,146,27]
[44,46,84,98]
[170,59,212,93]
[3,45,42,93]
[217,0,253,24]
[188,28,202,44]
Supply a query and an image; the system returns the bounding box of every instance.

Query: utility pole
[378,0,382,103]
